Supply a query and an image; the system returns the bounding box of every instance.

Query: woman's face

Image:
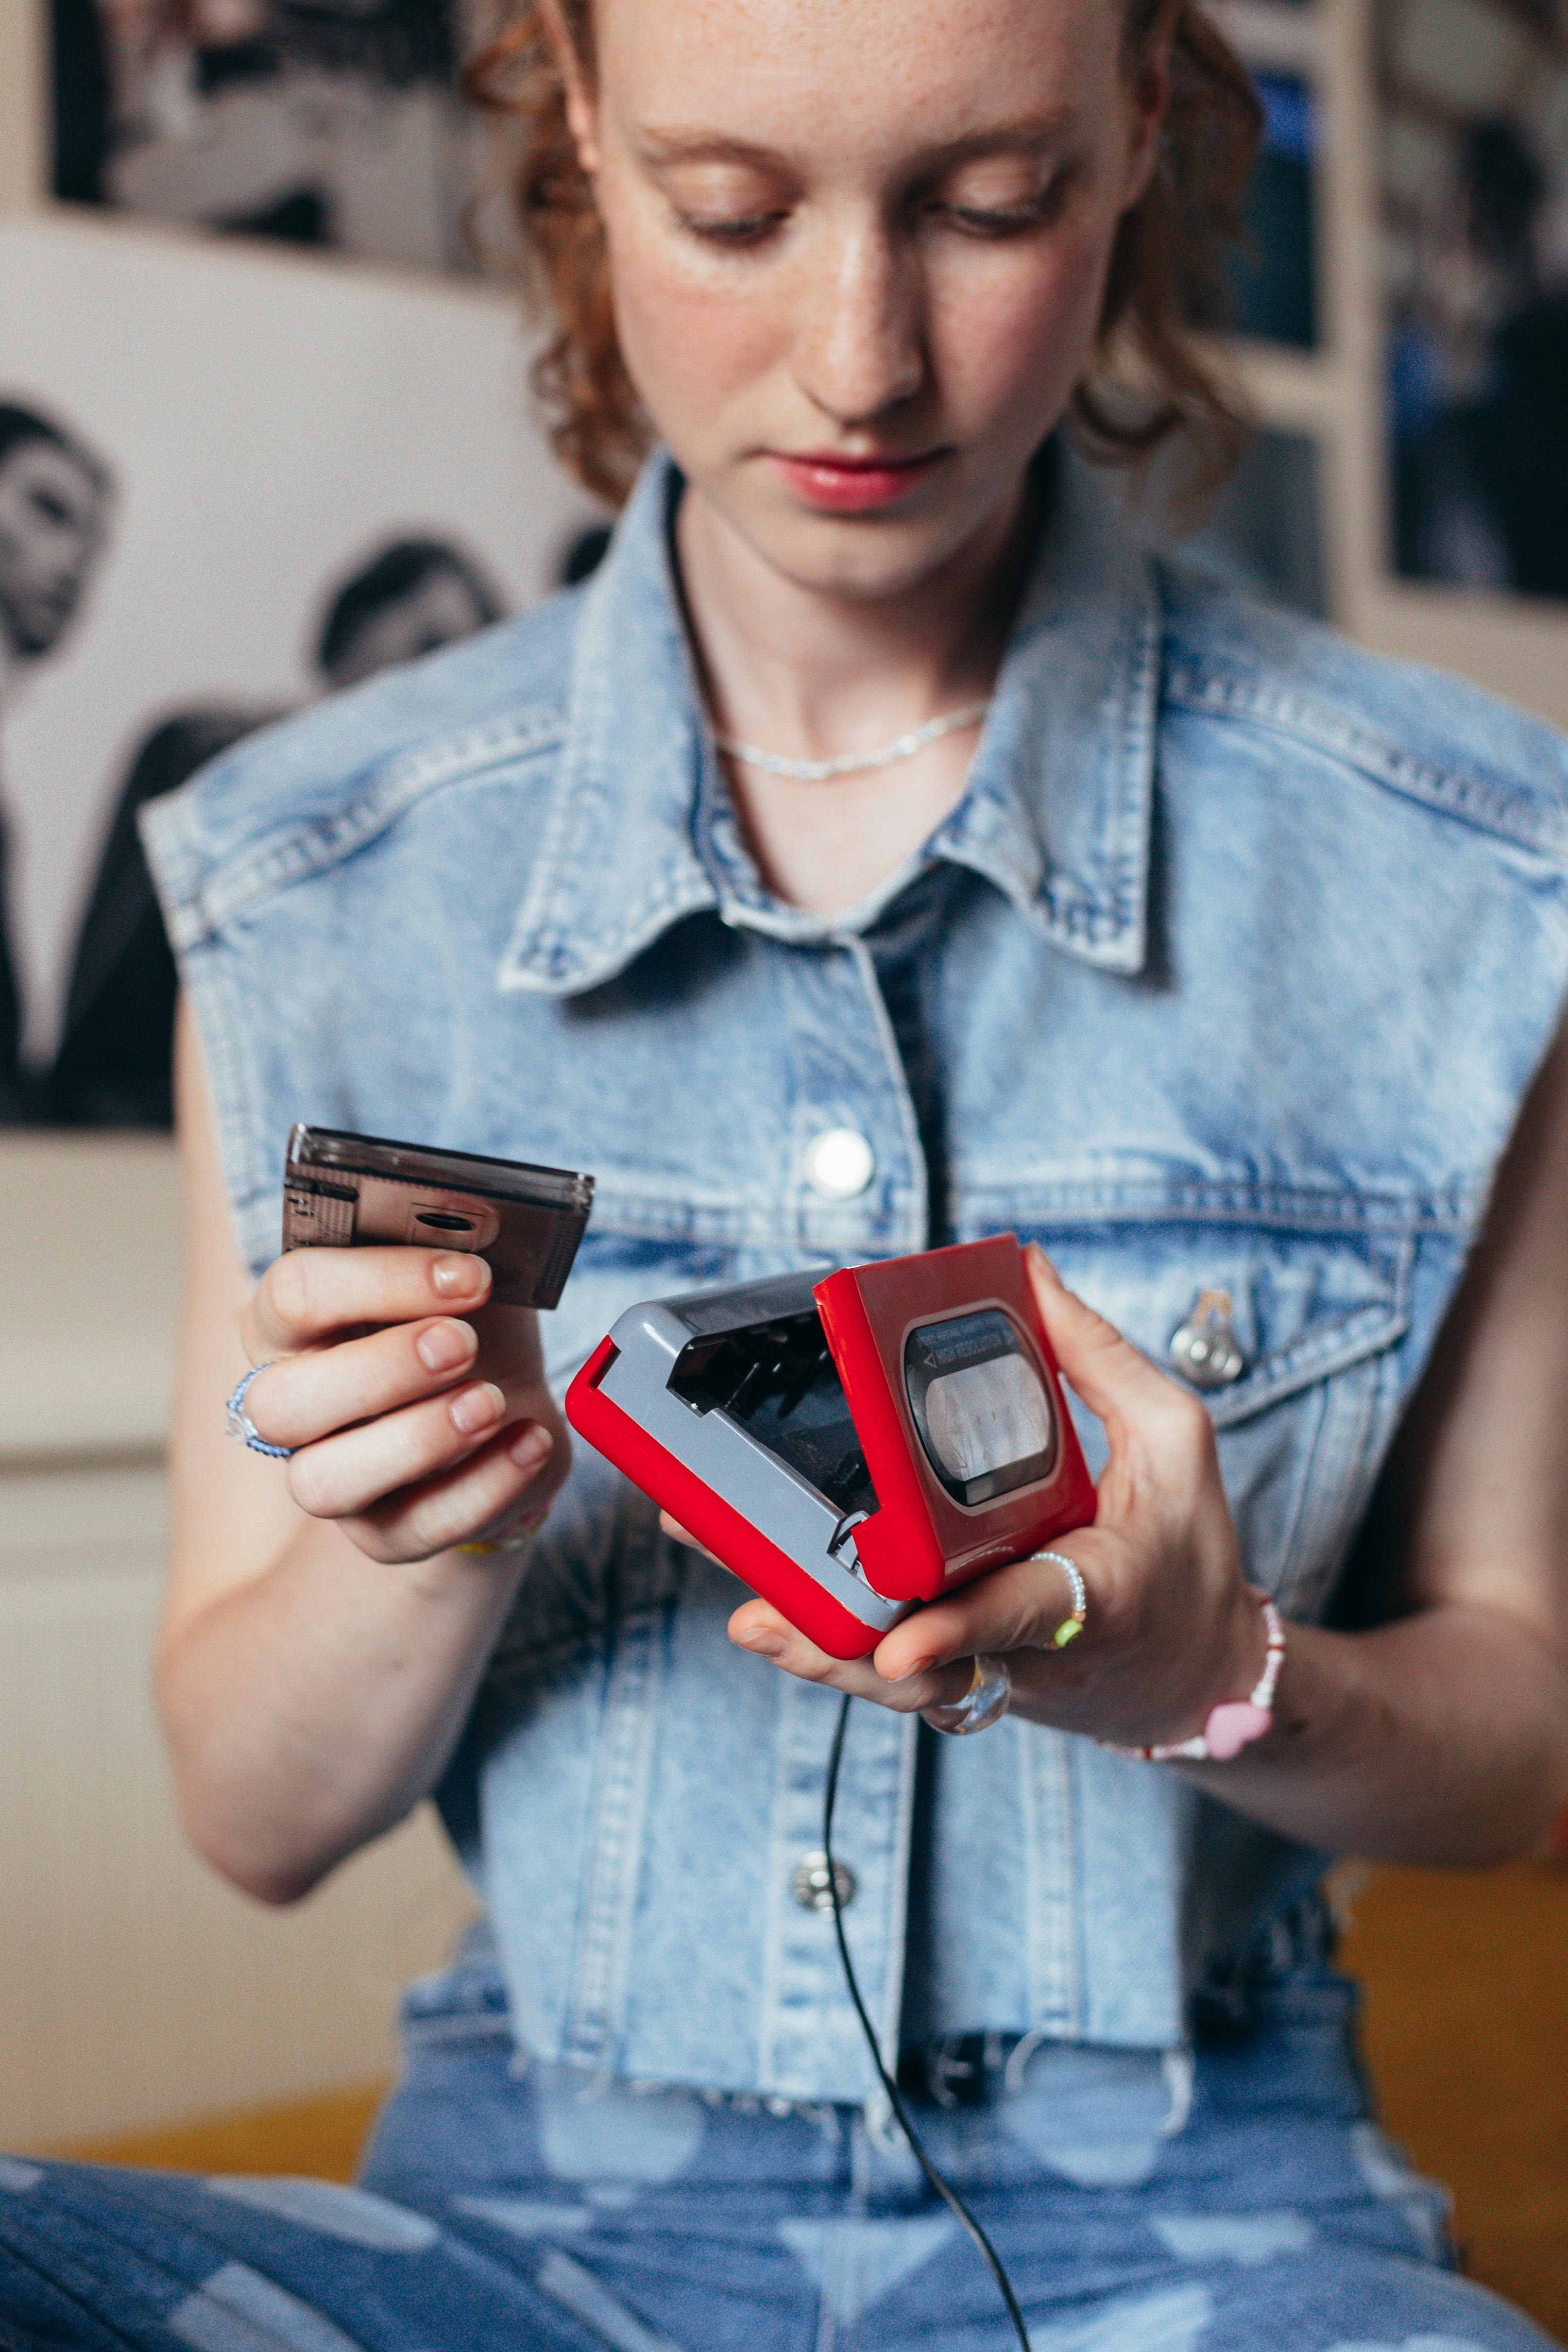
[565,0,1167,600]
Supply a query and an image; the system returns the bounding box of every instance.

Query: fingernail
[889,1656,936,1683]
[737,1633,787,1659]
[418,1318,476,1373]
[431,1253,488,1298]
[450,1380,505,1435]
[507,1422,553,1470]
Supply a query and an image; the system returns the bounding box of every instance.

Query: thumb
[1025,1244,1173,1440]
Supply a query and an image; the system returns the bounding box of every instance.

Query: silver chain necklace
[712,699,990,783]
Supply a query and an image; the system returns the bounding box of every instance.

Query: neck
[675,477,1036,762]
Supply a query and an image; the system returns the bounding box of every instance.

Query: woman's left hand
[705,1245,1268,1745]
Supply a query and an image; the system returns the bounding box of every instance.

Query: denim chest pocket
[1041,1222,1415,1618]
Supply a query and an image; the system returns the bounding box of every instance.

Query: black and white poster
[53,0,509,276]
[0,215,597,1127]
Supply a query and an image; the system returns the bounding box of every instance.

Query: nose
[792,214,925,427]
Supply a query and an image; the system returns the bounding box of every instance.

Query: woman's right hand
[234,1245,570,1564]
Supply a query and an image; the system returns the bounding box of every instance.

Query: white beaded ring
[1029,1549,1088,1649]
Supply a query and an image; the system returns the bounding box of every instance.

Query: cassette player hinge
[828,1511,902,1605]
[827,1511,870,1573]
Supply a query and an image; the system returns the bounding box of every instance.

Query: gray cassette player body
[593,1270,909,1636]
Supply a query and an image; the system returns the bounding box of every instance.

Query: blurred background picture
[51,0,506,274]
[1381,0,1568,599]
[1206,0,1321,359]
[0,216,595,1132]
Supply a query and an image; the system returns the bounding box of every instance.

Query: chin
[748,500,993,604]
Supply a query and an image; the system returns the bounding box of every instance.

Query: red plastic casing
[564,1237,1097,1659]
[814,1235,1096,1604]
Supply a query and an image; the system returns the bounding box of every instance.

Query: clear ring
[925,1653,1012,1738]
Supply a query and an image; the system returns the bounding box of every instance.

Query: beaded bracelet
[1108,1596,1285,1764]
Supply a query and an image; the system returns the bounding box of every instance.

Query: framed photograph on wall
[1379,0,1568,600]
[0,212,597,1131]
[51,0,515,276]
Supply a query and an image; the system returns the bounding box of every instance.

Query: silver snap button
[793,1851,856,1912]
[1169,1287,1246,1390]
[803,1128,875,1200]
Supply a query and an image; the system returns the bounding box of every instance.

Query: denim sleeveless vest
[144,450,1568,2103]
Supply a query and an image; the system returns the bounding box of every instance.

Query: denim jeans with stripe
[0,1929,1556,2352]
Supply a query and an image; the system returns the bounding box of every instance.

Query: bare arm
[158,1002,570,1902]
[724,1014,1568,1867]
[1204,995,1568,1857]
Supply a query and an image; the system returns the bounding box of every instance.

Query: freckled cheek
[928,236,1115,435]
[607,220,787,439]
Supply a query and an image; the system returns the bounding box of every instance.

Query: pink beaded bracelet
[1109,1596,1286,1764]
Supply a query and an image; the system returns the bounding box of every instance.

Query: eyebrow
[637,113,1079,171]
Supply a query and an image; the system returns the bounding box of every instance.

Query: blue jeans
[0,1937,1556,2352]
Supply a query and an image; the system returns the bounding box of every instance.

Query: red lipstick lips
[767,447,947,512]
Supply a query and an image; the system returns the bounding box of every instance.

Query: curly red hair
[467,0,1261,508]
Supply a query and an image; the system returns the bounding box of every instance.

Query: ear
[539,0,601,177]
[1120,0,1179,212]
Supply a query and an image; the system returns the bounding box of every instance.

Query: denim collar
[499,446,1159,995]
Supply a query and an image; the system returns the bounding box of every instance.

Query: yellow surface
[60,2083,385,2183]
[1340,1858,1568,2342]
[54,1864,1568,2339]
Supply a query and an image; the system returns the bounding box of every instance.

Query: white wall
[0,1136,477,2148]
[0,1461,477,2148]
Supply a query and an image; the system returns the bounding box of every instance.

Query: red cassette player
[565,1234,1095,1659]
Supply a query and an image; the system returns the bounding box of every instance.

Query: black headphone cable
[822,1690,1031,2352]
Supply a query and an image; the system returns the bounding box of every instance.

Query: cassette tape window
[668,1308,879,1519]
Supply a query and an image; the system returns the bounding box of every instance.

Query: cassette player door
[814,1234,1096,1605]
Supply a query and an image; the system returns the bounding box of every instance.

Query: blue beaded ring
[224,1364,294,1459]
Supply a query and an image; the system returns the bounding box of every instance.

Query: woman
[5,0,1567,2344]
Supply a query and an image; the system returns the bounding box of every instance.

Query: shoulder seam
[169,706,568,946]
[1165,660,1568,861]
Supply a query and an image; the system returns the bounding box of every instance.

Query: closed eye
[675,209,790,246]
[930,180,1070,239]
